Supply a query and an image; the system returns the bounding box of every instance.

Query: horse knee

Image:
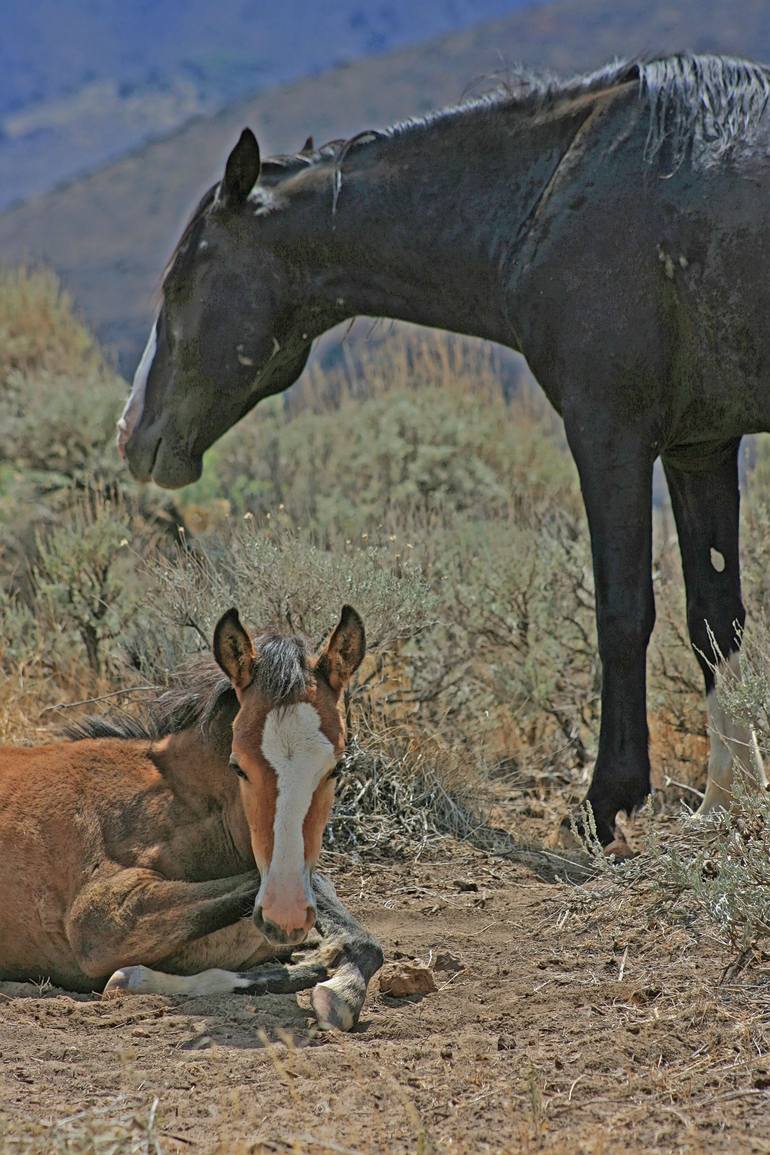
[66,891,128,979]
[66,913,118,979]
[596,601,655,661]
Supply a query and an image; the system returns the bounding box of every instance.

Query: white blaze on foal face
[212,605,367,942]
[256,702,337,926]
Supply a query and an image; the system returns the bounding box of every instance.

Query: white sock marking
[104,964,257,997]
[116,321,157,458]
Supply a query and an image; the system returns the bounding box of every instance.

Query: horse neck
[287,101,596,346]
[153,727,252,867]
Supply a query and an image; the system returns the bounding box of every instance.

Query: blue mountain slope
[3,2,537,113]
[2,0,539,206]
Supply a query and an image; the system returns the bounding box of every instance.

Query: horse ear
[317,606,366,695]
[301,135,314,153]
[221,128,261,205]
[213,608,256,691]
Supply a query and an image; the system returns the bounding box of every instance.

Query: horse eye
[229,755,247,780]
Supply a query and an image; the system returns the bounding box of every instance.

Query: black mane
[161,53,770,292]
[63,633,310,744]
[276,53,770,176]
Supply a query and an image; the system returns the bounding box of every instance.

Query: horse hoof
[604,836,636,860]
[103,965,153,997]
[311,980,355,1032]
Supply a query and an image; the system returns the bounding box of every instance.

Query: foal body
[0,609,382,1029]
[0,731,263,991]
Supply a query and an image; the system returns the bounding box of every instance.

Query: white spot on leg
[710,547,726,573]
[116,321,157,458]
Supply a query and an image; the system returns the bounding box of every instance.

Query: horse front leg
[566,421,657,846]
[103,931,332,1000]
[308,874,384,1030]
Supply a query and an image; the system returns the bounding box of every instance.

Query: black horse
[119,54,770,846]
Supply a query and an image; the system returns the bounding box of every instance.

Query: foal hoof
[311,980,356,1032]
[103,965,153,997]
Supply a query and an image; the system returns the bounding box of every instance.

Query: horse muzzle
[122,421,203,489]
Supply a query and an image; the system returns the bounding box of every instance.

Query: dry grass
[0,1095,165,1155]
[0,267,102,384]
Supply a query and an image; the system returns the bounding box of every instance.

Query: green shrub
[133,517,435,677]
[31,489,139,679]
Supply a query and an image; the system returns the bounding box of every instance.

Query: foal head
[213,605,365,944]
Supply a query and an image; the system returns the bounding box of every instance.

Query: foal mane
[63,633,311,745]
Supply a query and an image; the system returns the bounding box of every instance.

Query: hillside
[0,0,531,209]
[2,0,770,370]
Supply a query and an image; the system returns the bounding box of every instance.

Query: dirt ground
[2,797,770,1155]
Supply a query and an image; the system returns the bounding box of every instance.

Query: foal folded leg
[309,873,384,1031]
[104,876,383,1032]
[105,932,330,999]
[664,445,766,815]
[67,867,261,980]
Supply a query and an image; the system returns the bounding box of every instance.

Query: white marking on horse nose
[710,547,726,572]
[117,320,158,458]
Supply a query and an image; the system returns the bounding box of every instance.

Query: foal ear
[213,608,256,691]
[221,128,261,205]
[301,135,315,153]
[317,605,366,695]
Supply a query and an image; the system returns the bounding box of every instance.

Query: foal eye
[229,755,248,780]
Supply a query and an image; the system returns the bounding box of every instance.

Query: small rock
[378,962,437,998]
[432,951,463,976]
[183,1035,212,1051]
[497,1035,517,1052]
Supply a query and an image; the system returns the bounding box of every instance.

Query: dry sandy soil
[2,798,770,1155]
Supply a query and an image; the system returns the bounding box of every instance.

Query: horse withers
[0,606,382,1031]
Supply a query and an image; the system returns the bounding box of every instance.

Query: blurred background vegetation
[4,266,770,867]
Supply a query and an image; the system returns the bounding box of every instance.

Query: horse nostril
[253,906,269,931]
[254,903,316,940]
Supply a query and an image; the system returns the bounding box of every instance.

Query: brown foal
[0,606,382,1030]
